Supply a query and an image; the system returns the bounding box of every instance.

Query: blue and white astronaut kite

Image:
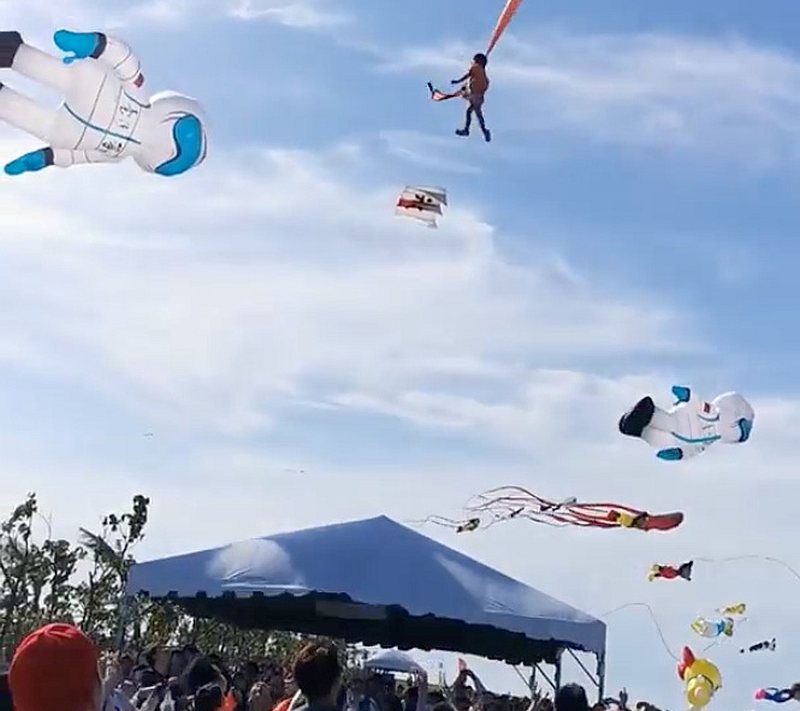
[0,29,207,177]
[618,386,754,461]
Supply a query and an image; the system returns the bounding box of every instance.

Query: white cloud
[0,134,699,438]
[376,30,800,165]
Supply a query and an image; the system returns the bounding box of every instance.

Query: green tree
[77,494,150,643]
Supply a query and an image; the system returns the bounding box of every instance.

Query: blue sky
[1,0,800,706]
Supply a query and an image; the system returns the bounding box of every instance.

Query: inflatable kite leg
[619,396,686,460]
[0,83,55,141]
[0,31,71,92]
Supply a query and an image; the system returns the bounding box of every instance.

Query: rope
[599,602,678,662]
[694,555,800,582]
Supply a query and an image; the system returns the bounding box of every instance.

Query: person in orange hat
[9,623,102,711]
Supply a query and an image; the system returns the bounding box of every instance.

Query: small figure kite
[742,639,776,654]
[719,603,747,616]
[677,647,721,710]
[466,486,684,532]
[691,616,735,639]
[648,561,693,582]
[755,686,800,703]
[619,386,754,461]
[395,185,447,228]
[409,515,484,533]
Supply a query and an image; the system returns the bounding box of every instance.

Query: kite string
[694,555,800,582]
[599,602,678,662]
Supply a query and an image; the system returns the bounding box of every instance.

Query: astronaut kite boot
[0,31,22,69]
[618,396,655,437]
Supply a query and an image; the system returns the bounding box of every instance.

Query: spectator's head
[555,685,589,711]
[170,650,190,678]
[193,683,224,711]
[185,657,227,696]
[9,624,101,711]
[244,661,260,684]
[147,645,171,674]
[183,645,201,663]
[432,703,455,711]
[292,643,342,705]
[269,675,286,699]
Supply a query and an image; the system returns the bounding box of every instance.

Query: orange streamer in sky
[486,0,524,54]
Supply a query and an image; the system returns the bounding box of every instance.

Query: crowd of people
[0,623,659,711]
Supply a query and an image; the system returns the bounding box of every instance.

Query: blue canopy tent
[127,516,606,694]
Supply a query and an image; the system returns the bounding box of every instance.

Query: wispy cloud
[2,0,349,31]
[0,134,699,438]
[119,0,349,28]
[378,130,483,175]
[227,0,349,27]
[375,30,800,165]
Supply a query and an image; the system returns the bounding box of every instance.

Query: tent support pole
[566,649,599,689]
[597,652,606,702]
[554,654,562,690]
[534,663,556,692]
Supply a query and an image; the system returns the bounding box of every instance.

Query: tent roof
[127,516,605,664]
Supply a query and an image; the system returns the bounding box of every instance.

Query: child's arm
[451,71,470,84]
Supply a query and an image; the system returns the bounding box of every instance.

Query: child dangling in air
[428,53,491,142]
[453,53,491,142]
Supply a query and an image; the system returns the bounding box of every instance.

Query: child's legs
[471,95,487,130]
[463,104,473,129]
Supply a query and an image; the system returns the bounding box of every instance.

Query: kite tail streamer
[486,0,524,54]
[599,602,678,662]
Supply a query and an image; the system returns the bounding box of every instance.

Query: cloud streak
[0,135,699,440]
[1,0,349,31]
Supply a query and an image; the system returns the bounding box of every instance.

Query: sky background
[1,0,799,706]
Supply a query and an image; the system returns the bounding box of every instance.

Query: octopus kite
[462,486,684,532]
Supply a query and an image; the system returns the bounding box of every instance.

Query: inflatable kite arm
[54,30,143,86]
[51,147,121,167]
[4,146,121,175]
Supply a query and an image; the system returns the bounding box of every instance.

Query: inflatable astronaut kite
[619,386,754,461]
[0,29,207,176]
